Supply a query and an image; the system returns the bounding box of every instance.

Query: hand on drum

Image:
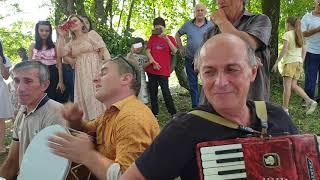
[48,132,94,164]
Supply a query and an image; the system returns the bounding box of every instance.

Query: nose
[214,72,228,87]
[93,73,100,83]
[15,82,26,93]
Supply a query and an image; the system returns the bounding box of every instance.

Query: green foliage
[0,21,33,63]
[96,24,132,56]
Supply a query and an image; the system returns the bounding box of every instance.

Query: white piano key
[202,160,245,168]
[200,144,242,154]
[203,164,246,176]
[204,172,247,180]
[201,152,244,161]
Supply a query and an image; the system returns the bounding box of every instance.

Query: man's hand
[48,132,94,164]
[61,102,84,123]
[271,63,278,73]
[211,9,229,26]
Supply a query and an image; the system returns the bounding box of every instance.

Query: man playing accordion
[120,33,299,180]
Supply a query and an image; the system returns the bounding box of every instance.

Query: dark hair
[34,21,55,50]
[286,16,303,48]
[132,37,145,46]
[0,41,5,64]
[81,15,92,31]
[153,17,166,28]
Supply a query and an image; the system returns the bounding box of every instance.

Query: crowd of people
[0,0,319,179]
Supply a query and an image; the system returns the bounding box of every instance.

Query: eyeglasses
[111,55,139,83]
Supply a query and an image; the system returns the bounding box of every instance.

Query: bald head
[196,33,257,71]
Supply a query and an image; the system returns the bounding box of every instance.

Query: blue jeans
[304,52,320,100]
[185,57,199,108]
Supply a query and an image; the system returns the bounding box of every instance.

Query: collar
[192,18,208,25]
[24,94,49,115]
[108,95,136,112]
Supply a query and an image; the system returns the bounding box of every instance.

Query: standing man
[0,61,64,179]
[301,0,320,103]
[175,3,213,108]
[48,57,160,180]
[202,0,272,102]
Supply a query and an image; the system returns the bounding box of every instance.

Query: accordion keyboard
[200,144,247,180]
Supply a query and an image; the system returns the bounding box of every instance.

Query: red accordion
[196,134,320,180]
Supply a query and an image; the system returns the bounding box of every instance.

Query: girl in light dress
[57,15,111,120]
[272,16,317,115]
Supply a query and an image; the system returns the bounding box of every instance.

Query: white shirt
[301,12,320,54]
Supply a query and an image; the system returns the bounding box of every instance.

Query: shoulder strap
[188,101,268,135]
[254,101,268,136]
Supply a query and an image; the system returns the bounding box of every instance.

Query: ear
[40,80,50,92]
[250,65,258,82]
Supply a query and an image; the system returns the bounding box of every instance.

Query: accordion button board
[197,135,320,180]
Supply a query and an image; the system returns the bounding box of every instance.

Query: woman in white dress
[0,41,13,153]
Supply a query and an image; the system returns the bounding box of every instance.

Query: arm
[272,40,288,72]
[146,49,161,69]
[120,163,146,180]
[165,36,177,54]
[28,43,35,60]
[56,47,65,92]
[0,141,20,179]
[175,32,185,57]
[212,9,269,50]
[303,27,320,37]
[302,45,307,61]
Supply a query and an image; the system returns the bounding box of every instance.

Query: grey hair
[111,56,141,96]
[12,61,50,85]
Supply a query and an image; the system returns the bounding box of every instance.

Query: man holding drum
[0,61,65,179]
[48,57,160,180]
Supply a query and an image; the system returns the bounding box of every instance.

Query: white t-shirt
[301,12,320,54]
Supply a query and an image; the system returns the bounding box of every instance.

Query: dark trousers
[63,64,75,102]
[46,64,60,101]
[185,57,199,108]
[304,52,320,100]
[147,73,176,115]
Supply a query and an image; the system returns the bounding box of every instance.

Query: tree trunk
[105,0,113,29]
[171,52,189,90]
[262,0,280,66]
[117,0,126,32]
[75,0,87,17]
[125,0,135,33]
[94,0,107,23]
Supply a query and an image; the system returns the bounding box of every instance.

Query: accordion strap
[189,101,268,136]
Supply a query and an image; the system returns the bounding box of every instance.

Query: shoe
[306,100,317,115]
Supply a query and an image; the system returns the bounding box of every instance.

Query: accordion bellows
[196,134,320,180]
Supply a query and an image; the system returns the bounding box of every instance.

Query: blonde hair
[286,16,303,48]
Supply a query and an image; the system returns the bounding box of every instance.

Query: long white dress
[0,57,13,119]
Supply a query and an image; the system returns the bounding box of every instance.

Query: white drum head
[18,125,71,180]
